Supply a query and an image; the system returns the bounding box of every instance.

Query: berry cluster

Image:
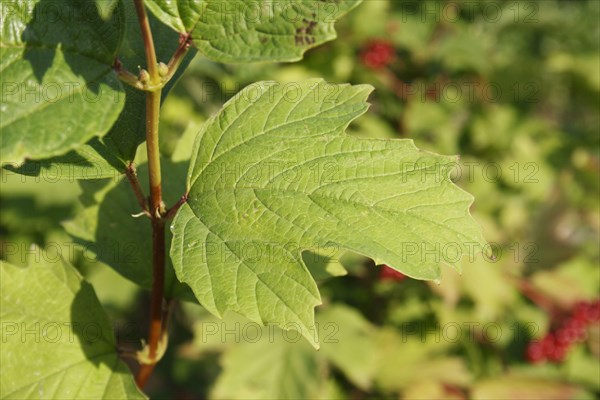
[526,299,600,363]
[379,264,407,282]
[361,39,395,69]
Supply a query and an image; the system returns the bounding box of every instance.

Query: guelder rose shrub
[0,0,484,397]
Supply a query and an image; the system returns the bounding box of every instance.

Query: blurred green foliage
[1,0,598,398]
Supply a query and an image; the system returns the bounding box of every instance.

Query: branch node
[164,194,188,219]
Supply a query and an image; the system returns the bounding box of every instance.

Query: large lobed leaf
[0,0,125,165]
[0,257,144,399]
[171,79,485,346]
[145,0,362,63]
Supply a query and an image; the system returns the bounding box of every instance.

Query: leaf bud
[158,62,169,78]
[139,69,150,84]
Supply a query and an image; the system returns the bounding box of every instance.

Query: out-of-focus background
[1,0,599,398]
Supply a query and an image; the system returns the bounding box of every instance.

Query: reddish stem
[125,163,150,215]
[164,194,188,220]
[132,0,165,389]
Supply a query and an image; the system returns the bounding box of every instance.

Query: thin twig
[511,275,562,320]
[118,346,141,360]
[125,163,150,217]
[163,33,193,83]
[114,58,145,90]
[164,194,188,220]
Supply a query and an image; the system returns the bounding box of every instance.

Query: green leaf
[4,0,197,178]
[210,324,326,400]
[374,329,470,391]
[0,0,126,164]
[3,137,125,179]
[145,0,362,63]
[302,246,347,281]
[95,0,121,20]
[171,79,485,346]
[316,305,378,390]
[0,257,145,399]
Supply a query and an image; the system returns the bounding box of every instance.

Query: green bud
[158,62,169,78]
[139,69,150,83]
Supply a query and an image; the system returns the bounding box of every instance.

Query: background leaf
[210,323,326,400]
[0,257,145,399]
[0,0,126,164]
[316,305,379,390]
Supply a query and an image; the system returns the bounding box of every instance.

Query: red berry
[563,317,587,342]
[572,301,589,321]
[540,334,556,354]
[556,326,578,345]
[572,300,600,323]
[547,343,569,362]
[587,300,600,322]
[361,39,395,69]
[526,341,546,363]
[526,299,600,365]
[379,265,407,282]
